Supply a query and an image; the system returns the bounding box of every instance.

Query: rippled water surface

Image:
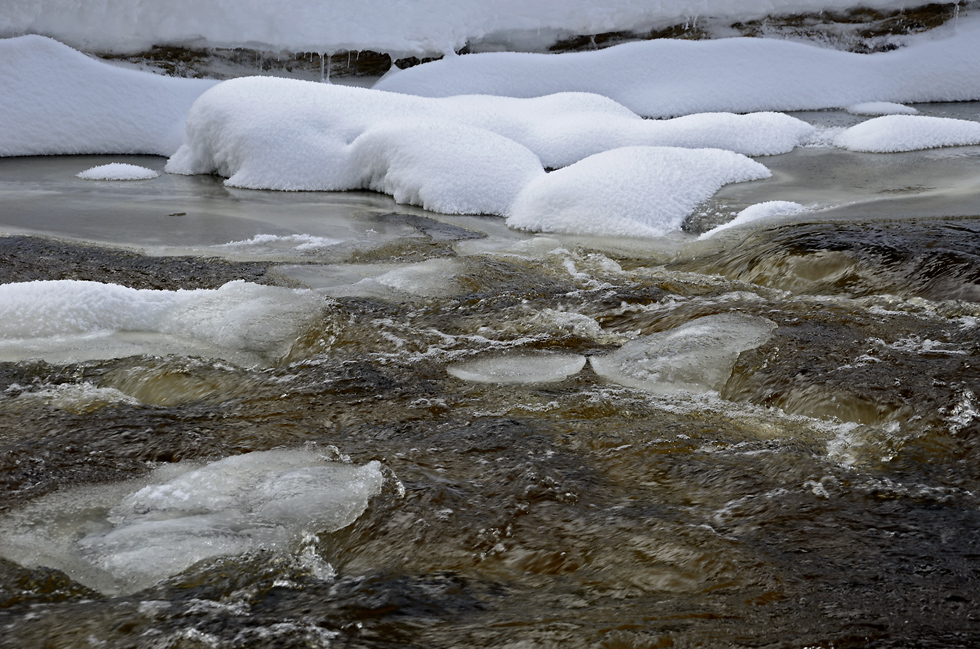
[1,137,979,647]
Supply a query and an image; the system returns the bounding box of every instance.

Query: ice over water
[0,280,324,366]
[0,450,384,595]
[447,351,587,384]
[590,312,777,394]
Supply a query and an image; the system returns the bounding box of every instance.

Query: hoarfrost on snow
[0,35,214,157]
[0,449,384,595]
[589,313,777,394]
[375,21,980,117]
[834,115,980,152]
[699,201,809,240]
[76,162,160,180]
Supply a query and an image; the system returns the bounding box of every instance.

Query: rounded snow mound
[844,102,918,116]
[76,163,160,181]
[835,115,980,153]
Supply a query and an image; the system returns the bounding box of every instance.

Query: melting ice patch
[447,351,587,384]
[0,449,384,595]
[590,312,776,394]
[834,115,980,153]
[0,280,324,366]
[699,201,809,240]
[76,163,160,181]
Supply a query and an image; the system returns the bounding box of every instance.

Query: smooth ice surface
[589,312,776,394]
[0,280,324,366]
[0,449,384,595]
[508,147,771,237]
[834,115,980,152]
[699,201,808,240]
[845,102,918,116]
[77,163,160,180]
[1,0,931,56]
[447,351,587,384]
[0,36,214,157]
[376,19,980,117]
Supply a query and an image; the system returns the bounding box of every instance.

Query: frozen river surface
[0,121,979,647]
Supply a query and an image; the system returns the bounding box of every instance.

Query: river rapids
[1,110,979,647]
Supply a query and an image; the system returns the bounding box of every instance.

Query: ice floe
[447,351,587,384]
[76,162,160,180]
[0,280,324,366]
[0,35,214,157]
[699,201,809,240]
[834,115,980,153]
[509,147,771,237]
[376,22,980,117]
[0,449,384,594]
[845,102,918,116]
[589,312,776,394]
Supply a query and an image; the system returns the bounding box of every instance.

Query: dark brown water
[0,154,979,648]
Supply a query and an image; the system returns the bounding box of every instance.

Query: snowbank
[375,21,980,117]
[0,35,214,157]
[0,449,383,594]
[167,76,797,228]
[0,0,936,57]
[834,114,980,152]
[76,163,160,180]
[509,147,771,237]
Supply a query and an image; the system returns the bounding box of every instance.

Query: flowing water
[1,111,979,647]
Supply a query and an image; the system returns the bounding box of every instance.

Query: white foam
[76,163,160,180]
[508,147,771,238]
[589,312,776,394]
[0,280,324,366]
[0,449,384,595]
[699,201,808,240]
[447,351,586,383]
[834,114,980,153]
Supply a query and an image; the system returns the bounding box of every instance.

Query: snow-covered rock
[845,102,918,116]
[508,147,771,237]
[834,115,980,153]
[0,35,214,157]
[376,23,980,117]
[76,163,160,180]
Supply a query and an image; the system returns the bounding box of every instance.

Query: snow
[166,77,796,232]
[0,35,214,157]
[447,351,587,383]
[375,20,980,117]
[589,312,776,394]
[508,147,771,237]
[0,449,383,594]
[699,201,809,240]
[845,102,919,116]
[834,115,980,152]
[0,280,324,366]
[76,162,160,180]
[0,0,936,57]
